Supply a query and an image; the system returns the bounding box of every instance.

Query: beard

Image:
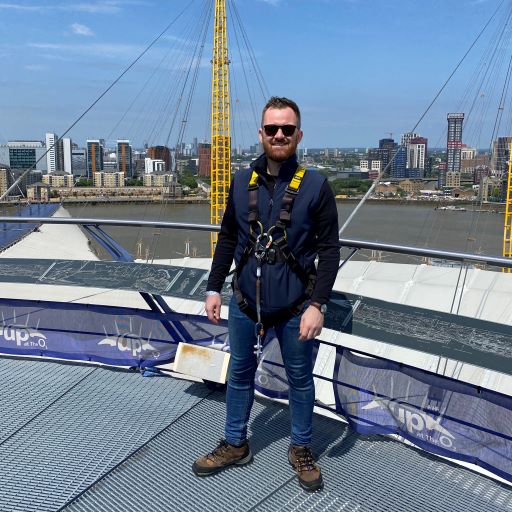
[262,137,298,163]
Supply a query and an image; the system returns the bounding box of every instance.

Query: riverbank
[0,196,506,212]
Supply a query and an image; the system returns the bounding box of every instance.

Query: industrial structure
[504,143,512,269]
[210,0,231,254]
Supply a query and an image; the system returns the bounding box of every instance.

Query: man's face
[258,107,303,163]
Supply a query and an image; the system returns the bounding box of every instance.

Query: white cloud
[71,22,95,36]
[0,1,151,14]
[257,0,281,5]
[24,64,48,71]
[0,3,42,10]
[63,1,151,14]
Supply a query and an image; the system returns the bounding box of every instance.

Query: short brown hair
[261,97,301,129]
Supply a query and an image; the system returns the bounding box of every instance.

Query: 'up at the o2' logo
[1,324,47,348]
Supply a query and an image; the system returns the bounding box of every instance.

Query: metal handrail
[1,216,512,269]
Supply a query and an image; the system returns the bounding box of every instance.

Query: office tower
[2,141,47,171]
[87,139,104,179]
[147,146,171,172]
[198,143,211,177]
[444,113,464,186]
[46,133,59,173]
[117,140,133,177]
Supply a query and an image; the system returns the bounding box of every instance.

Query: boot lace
[207,439,231,463]
[294,446,317,473]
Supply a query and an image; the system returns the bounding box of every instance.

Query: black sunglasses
[263,124,297,137]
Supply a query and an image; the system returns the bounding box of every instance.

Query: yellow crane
[210,0,231,255]
[503,143,512,271]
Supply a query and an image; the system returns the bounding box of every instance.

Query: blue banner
[256,339,512,484]
[1,296,510,483]
[0,298,228,368]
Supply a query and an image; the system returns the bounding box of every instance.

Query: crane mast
[210,0,231,255]
[503,143,512,270]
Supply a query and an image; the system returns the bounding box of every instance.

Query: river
[64,201,505,262]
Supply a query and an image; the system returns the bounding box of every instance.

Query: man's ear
[258,128,263,144]
[296,129,303,145]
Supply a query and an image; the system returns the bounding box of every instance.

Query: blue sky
[0,0,509,149]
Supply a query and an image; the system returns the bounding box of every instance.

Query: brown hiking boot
[288,445,324,492]
[192,439,253,477]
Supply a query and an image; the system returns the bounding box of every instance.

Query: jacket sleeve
[206,181,238,293]
[310,179,340,304]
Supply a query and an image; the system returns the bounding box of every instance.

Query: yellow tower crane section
[210,0,231,255]
[503,142,512,271]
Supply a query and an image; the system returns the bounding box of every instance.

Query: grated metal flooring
[0,357,510,512]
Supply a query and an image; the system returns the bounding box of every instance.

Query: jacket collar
[250,153,299,182]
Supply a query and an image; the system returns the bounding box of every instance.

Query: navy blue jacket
[207,153,340,317]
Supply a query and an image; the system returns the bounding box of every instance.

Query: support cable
[339,0,506,236]
[227,0,259,133]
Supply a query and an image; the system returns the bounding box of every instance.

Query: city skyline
[0,0,509,149]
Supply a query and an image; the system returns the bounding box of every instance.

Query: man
[192,97,339,492]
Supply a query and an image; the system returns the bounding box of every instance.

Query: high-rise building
[400,132,419,146]
[72,149,87,176]
[1,141,47,172]
[444,113,464,186]
[407,136,428,171]
[147,146,171,172]
[391,146,407,179]
[45,133,59,173]
[116,140,133,178]
[490,136,512,179]
[46,134,73,173]
[390,132,419,179]
[378,138,397,173]
[491,136,512,202]
[198,143,211,177]
[87,139,104,178]
[62,138,73,173]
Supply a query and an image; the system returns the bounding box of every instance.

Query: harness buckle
[249,220,264,238]
[254,232,273,262]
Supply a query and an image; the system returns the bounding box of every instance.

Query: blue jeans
[225,296,315,447]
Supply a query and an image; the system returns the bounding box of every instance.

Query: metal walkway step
[0,359,209,512]
[62,389,512,512]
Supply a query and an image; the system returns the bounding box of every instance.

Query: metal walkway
[0,357,510,512]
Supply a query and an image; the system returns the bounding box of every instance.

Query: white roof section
[334,259,512,325]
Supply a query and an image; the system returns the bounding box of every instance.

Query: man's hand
[205,293,222,324]
[299,305,324,341]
